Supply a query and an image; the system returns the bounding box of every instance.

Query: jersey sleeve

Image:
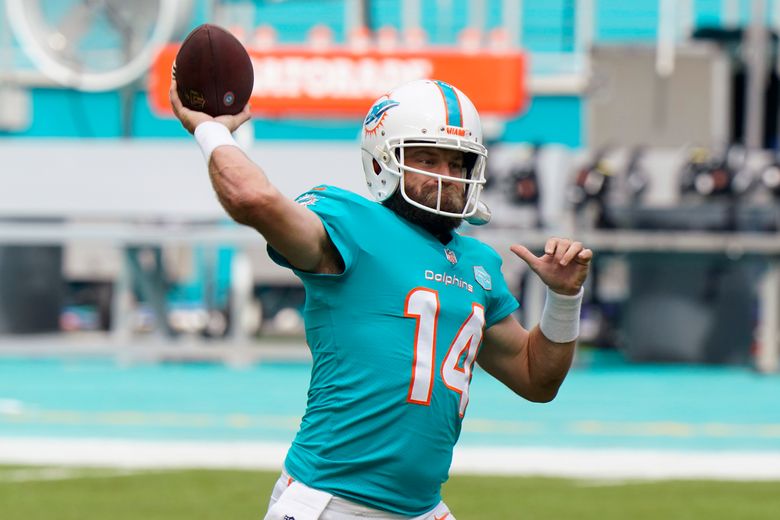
[483,250,520,329]
[267,185,360,278]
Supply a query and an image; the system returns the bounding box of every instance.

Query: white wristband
[539,287,584,344]
[194,121,238,163]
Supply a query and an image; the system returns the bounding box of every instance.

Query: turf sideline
[1,437,780,480]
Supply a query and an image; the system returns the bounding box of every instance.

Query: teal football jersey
[269,186,519,516]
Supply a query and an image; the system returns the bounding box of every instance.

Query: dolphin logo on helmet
[364,98,400,135]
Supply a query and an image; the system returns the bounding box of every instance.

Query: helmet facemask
[388,138,487,220]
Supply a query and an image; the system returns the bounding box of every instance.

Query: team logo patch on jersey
[473,265,492,290]
[295,194,320,207]
[363,97,399,136]
[444,248,458,265]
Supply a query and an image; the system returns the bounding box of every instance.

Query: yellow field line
[3,409,780,438]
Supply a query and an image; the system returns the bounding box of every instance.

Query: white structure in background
[4,0,191,91]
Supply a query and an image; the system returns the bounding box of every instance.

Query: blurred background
[2,0,780,512]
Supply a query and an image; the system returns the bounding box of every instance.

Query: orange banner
[148,45,527,118]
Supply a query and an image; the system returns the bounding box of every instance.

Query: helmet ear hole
[372,159,382,175]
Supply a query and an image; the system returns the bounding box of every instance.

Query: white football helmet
[360,79,488,221]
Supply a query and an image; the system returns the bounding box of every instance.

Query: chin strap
[464,200,492,226]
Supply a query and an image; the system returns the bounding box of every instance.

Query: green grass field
[1,466,779,519]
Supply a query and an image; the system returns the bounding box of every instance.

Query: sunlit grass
[1,466,778,519]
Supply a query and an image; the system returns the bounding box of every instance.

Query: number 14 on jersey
[404,287,485,417]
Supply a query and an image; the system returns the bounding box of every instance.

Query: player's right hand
[169,80,251,135]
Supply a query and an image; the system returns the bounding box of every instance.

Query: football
[173,24,254,117]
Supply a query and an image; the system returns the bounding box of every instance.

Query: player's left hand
[510,238,592,296]
[169,80,251,135]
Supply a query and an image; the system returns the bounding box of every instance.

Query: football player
[170,78,591,520]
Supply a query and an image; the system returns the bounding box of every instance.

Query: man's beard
[384,181,465,238]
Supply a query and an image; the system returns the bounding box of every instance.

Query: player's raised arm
[169,82,341,274]
[478,238,592,402]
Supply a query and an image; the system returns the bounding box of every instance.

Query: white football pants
[264,468,456,520]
